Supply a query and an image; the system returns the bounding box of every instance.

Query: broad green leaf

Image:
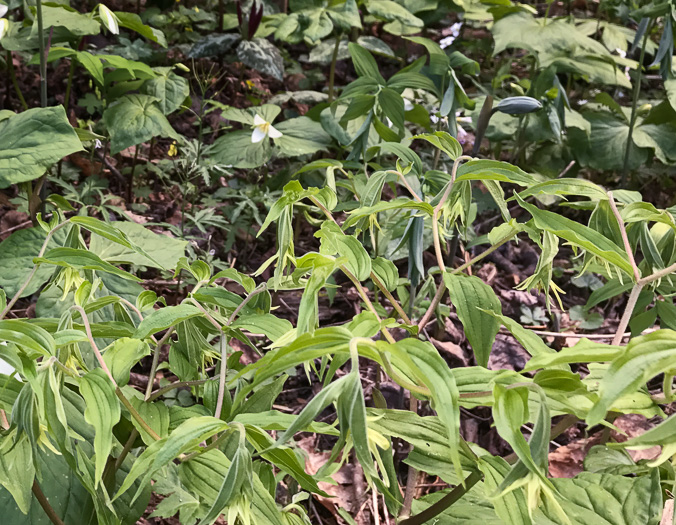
[317,222,372,281]
[38,5,100,36]
[455,160,536,186]
[0,106,82,188]
[516,178,608,200]
[142,67,189,115]
[587,330,676,426]
[0,226,68,298]
[371,257,399,291]
[76,52,104,86]
[103,94,177,154]
[80,369,120,487]
[129,396,169,445]
[88,220,187,270]
[114,11,167,47]
[0,434,35,514]
[103,338,150,387]
[211,130,273,169]
[444,273,501,367]
[36,247,141,282]
[412,132,462,160]
[274,117,333,157]
[535,471,662,525]
[478,455,531,525]
[133,304,203,340]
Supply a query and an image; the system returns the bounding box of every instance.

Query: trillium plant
[251,113,283,143]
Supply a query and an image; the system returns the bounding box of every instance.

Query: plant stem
[607,192,640,281]
[621,22,651,186]
[144,327,175,399]
[418,229,518,330]
[400,395,420,520]
[328,34,342,103]
[33,480,65,525]
[63,55,77,114]
[116,388,161,441]
[0,221,68,319]
[612,283,642,346]
[148,376,219,402]
[7,51,28,110]
[399,470,483,525]
[36,0,47,108]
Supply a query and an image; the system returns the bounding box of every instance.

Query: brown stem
[400,397,420,519]
[33,480,65,525]
[607,192,640,281]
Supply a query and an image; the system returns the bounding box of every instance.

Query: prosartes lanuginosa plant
[1,0,676,524]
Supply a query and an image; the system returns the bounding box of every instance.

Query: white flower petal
[253,114,266,126]
[0,18,7,40]
[251,126,267,143]
[99,4,119,35]
[403,98,414,111]
[267,124,283,139]
[0,5,7,18]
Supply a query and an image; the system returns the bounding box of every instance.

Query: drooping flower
[251,114,282,143]
[98,4,119,35]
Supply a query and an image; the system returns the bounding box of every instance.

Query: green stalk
[621,21,652,186]
[7,51,28,110]
[328,34,342,103]
[36,0,47,108]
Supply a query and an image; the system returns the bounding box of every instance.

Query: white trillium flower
[251,114,282,143]
[98,4,119,35]
[0,18,7,40]
[0,4,7,18]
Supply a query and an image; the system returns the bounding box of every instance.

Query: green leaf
[536,471,662,525]
[211,130,273,169]
[0,320,55,357]
[412,132,462,160]
[88,220,187,270]
[142,67,189,115]
[367,0,423,28]
[38,5,100,36]
[371,257,399,291]
[76,52,104,86]
[36,247,141,282]
[103,94,177,154]
[103,338,150,387]
[516,195,634,276]
[587,330,676,426]
[348,42,386,83]
[274,117,333,157]
[129,396,170,445]
[155,416,229,468]
[80,369,121,487]
[0,434,35,514]
[201,435,254,524]
[317,222,372,281]
[236,38,284,81]
[133,304,203,340]
[378,87,405,131]
[444,273,501,367]
[231,314,292,342]
[0,226,68,298]
[0,106,83,188]
[114,11,167,47]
